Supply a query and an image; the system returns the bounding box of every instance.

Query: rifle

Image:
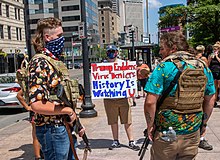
[138,62,185,160]
[138,129,150,160]
[57,84,91,160]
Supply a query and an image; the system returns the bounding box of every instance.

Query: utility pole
[146,0,149,42]
[79,0,97,118]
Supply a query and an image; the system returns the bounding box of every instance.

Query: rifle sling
[64,120,79,160]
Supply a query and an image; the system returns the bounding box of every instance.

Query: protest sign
[91,61,137,99]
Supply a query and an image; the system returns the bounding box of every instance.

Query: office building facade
[0,0,26,73]
[25,0,99,64]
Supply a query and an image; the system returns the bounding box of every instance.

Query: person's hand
[78,126,85,137]
[26,106,32,111]
[67,111,77,125]
[147,126,154,141]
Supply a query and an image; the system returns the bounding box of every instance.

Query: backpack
[16,53,80,107]
[16,54,29,102]
[159,51,207,114]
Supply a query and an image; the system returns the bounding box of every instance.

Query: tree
[159,0,220,46]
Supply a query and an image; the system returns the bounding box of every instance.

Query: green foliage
[159,0,220,46]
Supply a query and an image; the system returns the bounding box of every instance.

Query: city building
[25,0,99,65]
[98,0,120,46]
[121,0,143,42]
[0,0,26,73]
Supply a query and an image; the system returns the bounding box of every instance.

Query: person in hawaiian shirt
[144,32,215,160]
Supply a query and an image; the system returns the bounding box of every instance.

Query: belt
[44,119,64,127]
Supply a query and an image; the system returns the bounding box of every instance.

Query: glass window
[7,26,11,39]
[6,5,9,17]
[63,26,78,32]
[18,9,20,20]
[19,28,22,41]
[62,5,79,11]
[15,8,17,19]
[62,16,80,22]
[0,3,2,16]
[16,27,19,40]
[29,19,39,24]
[101,17,104,21]
[0,25,3,39]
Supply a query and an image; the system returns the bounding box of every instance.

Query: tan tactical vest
[159,51,207,114]
[16,53,79,107]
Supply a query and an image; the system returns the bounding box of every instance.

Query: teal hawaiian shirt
[144,61,215,135]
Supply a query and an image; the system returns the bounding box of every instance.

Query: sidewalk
[0,96,220,160]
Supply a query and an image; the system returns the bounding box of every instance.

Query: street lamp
[131,25,135,61]
[79,0,97,118]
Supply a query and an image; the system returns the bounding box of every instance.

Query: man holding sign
[99,45,140,151]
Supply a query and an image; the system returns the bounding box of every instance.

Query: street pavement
[0,69,220,160]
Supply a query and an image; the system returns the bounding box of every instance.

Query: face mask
[45,36,65,58]
[107,50,117,59]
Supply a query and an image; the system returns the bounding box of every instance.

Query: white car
[0,73,22,108]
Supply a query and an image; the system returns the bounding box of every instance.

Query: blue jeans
[36,124,76,160]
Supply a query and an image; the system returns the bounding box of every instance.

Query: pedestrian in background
[208,42,220,106]
[144,32,215,160]
[16,90,43,160]
[194,45,213,150]
[136,61,150,98]
[16,54,43,160]
[103,45,140,151]
[29,17,80,160]
[196,45,208,65]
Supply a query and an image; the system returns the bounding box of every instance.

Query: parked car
[0,73,22,109]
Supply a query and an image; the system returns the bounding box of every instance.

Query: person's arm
[144,93,159,141]
[201,94,215,134]
[215,53,220,63]
[16,90,31,111]
[201,57,208,66]
[31,100,74,116]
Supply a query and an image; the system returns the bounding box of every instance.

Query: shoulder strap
[156,62,186,110]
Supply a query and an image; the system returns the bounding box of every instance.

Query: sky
[143,0,186,43]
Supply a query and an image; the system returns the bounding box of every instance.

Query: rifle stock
[57,84,91,152]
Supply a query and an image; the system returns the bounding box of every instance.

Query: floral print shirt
[144,61,215,135]
[28,49,62,126]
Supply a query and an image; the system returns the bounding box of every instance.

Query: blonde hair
[196,45,205,51]
[32,17,62,52]
[213,41,220,49]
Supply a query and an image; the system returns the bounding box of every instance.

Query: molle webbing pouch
[60,79,79,108]
[160,52,207,114]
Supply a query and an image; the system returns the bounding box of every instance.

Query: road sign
[78,22,86,39]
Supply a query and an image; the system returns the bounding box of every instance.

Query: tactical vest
[159,51,207,114]
[16,53,79,107]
